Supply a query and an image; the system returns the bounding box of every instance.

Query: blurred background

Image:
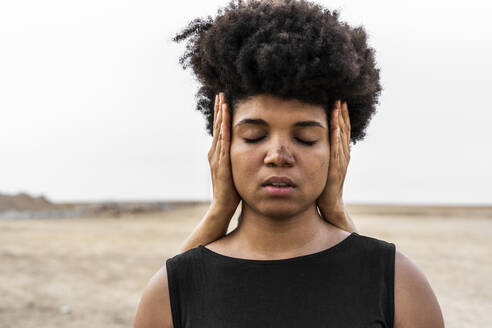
[0,0,491,327]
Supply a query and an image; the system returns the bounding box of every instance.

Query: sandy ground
[0,204,491,327]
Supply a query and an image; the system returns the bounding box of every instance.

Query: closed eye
[243,136,317,146]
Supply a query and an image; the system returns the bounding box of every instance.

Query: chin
[256,202,307,220]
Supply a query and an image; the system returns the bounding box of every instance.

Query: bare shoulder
[394,249,445,328]
[134,265,174,328]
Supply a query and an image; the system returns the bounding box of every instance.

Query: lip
[261,176,296,187]
[263,185,296,196]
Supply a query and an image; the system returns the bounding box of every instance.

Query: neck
[229,202,342,258]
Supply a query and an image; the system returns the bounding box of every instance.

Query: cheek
[230,142,255,189]
[305,149,330,192]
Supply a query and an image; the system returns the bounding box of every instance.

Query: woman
[134,1,444,327]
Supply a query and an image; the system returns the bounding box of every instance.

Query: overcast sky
[0,0,491,205]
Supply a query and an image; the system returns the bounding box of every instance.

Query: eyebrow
[235,118,325,129]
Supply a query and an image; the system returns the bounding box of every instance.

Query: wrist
[207,203,237,222]
[318,199,345,219]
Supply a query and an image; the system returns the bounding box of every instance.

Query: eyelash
[243,136,317,146]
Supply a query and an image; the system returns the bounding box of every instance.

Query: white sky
[0,0,491,205]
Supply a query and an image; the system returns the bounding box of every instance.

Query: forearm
[178,206,232,253]
[338,204,358,233]
[319,203,359,233]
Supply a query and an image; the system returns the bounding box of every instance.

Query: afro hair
[172,0,382,145]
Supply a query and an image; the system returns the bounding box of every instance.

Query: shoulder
[134,249,202,328]
[394,249,445,328]
[352,233,444,327]
[352,232,393,248]
[134,265,173,328]
[350,233,395,259]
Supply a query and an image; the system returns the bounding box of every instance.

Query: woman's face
[230,94,330,219]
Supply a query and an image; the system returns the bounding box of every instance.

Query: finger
[341,101,351,134]
[215,96,224,159]
[222,92,229,132]
[337,100,346,138]
[329,103,340,169]
[214,94,220,132]
[217,96,224,143]
[329,101,338,146]
[219,103,230,161]
[337,100,345,135]
[337,120,345,168]
[217,93,224,135]
[343,101,352,153]
[211,94,220,150]
[341,101,351,158]
[338,101,349,161]
[335,101,347,164]
[220,92,230,156]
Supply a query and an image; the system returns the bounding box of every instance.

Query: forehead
[233,94,327,126]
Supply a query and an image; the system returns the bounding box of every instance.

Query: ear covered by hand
[316,100,353,230]
[208,92,241,219]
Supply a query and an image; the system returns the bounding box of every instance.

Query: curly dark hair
[172,0,382,145]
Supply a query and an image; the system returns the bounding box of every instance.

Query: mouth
[262,184,296,195]
[261,176,296,188]
[261,176,296,194]
[262,183,295,188]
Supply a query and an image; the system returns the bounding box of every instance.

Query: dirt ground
[0,204,491,327]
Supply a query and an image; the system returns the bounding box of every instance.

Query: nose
[264,144,295,167]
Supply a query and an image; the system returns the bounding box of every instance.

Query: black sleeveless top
[165,232,395,328]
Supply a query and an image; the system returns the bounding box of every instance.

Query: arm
[336,203,358,233]
[134,265,173,328]
[177,92,240,253]
[394,250,445,328]
[318,201,358,233]
[178,205,234,253]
